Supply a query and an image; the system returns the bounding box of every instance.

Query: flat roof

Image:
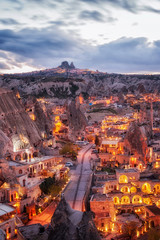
[9,156,56,167]
[0,204,15,216]
[102,140,119,145]
[116,168,138,173]
[145,205,160,216]
[9,161,23,167]
[18,224,48,240]
[91,193,111,201]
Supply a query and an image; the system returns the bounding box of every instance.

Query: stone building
[91,168,160,234]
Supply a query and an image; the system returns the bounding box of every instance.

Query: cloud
[0,62,10,69]
[79,10,105,22]
[80,0,160,14]
[0,26,160,73]
[48,20,68,26]
[0,18,20,25]
[141,6,160,14]
[83,37,160,72]
[0,27,85,68]
[79,10,117,22]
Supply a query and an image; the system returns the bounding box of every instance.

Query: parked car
[93,149,98,153]
[65,162,73,167]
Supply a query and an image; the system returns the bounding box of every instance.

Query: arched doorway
[156,200,160,208]
[150,221,155,228]
[154,184,160,194]
[23,179,26,187]
[121,186,130,193]
[119,175,128,183]
[23,152,28,160]
[33,152,38,158]
[132,195,142,204]
[113,197,120,205]
[130,186,137,193]
[121,196,130,204]
[15,154,21,161]
[142,183,151,194]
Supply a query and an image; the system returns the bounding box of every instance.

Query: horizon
[1,61,160,75]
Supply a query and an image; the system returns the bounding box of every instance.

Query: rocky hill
[0,62,160,99]
[0,88,41,158]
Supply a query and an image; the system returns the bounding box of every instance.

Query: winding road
[28,144,93,226]
[64,144,93,211]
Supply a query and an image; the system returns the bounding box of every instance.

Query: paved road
[27,201,57,226]
[27,144,92,226]
[64,144,93,211]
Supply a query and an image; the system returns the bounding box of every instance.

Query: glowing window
[119,175,128,183]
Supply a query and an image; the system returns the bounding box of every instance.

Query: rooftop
[18,223,48,240]
[116,213,141,225]
[145,205,160,216]
[0,204,15,217]
[116,168,138,173]
[91,193,111,201]
[9,156,55,167]
[101,140,119,145]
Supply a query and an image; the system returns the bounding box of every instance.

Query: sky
[0,0,160,73]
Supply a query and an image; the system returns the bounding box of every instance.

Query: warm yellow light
[16,92,20,99]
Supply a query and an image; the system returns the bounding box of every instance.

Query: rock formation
[125,122,148,157]
[0,229,6,240]
[48,198,101,240]
[66,100,87,140]
[24,97,53,136]
[59,61,75,69]
[1,64,160,99]
[0,88,41,157]
[0,159,18,185]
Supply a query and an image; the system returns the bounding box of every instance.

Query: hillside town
[0,80,160,240]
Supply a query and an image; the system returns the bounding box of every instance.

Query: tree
[59,143,78,160]
[87,135,95,143]
[95,135,100,146]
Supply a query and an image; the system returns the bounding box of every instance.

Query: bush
[39,175,69,197]
[60,143,78,160]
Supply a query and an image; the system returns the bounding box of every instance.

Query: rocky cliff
[24,97,53,136]
[66,99,87,140]
[0,88,41,157]
[125,122,148,157]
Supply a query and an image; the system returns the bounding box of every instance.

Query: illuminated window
[119,175,128,183]
[154,184,160,194]
[121,196,130,204]
[156,200,160,208]
[113,197,120,205]
[132,195,142,204]
[121,186,130,193]
[142,183,151,193]
[143,198,152,205]
[130,187,137,193]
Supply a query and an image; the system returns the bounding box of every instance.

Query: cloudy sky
[0,0,160,73]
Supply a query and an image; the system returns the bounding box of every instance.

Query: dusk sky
[0,0,160,73]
